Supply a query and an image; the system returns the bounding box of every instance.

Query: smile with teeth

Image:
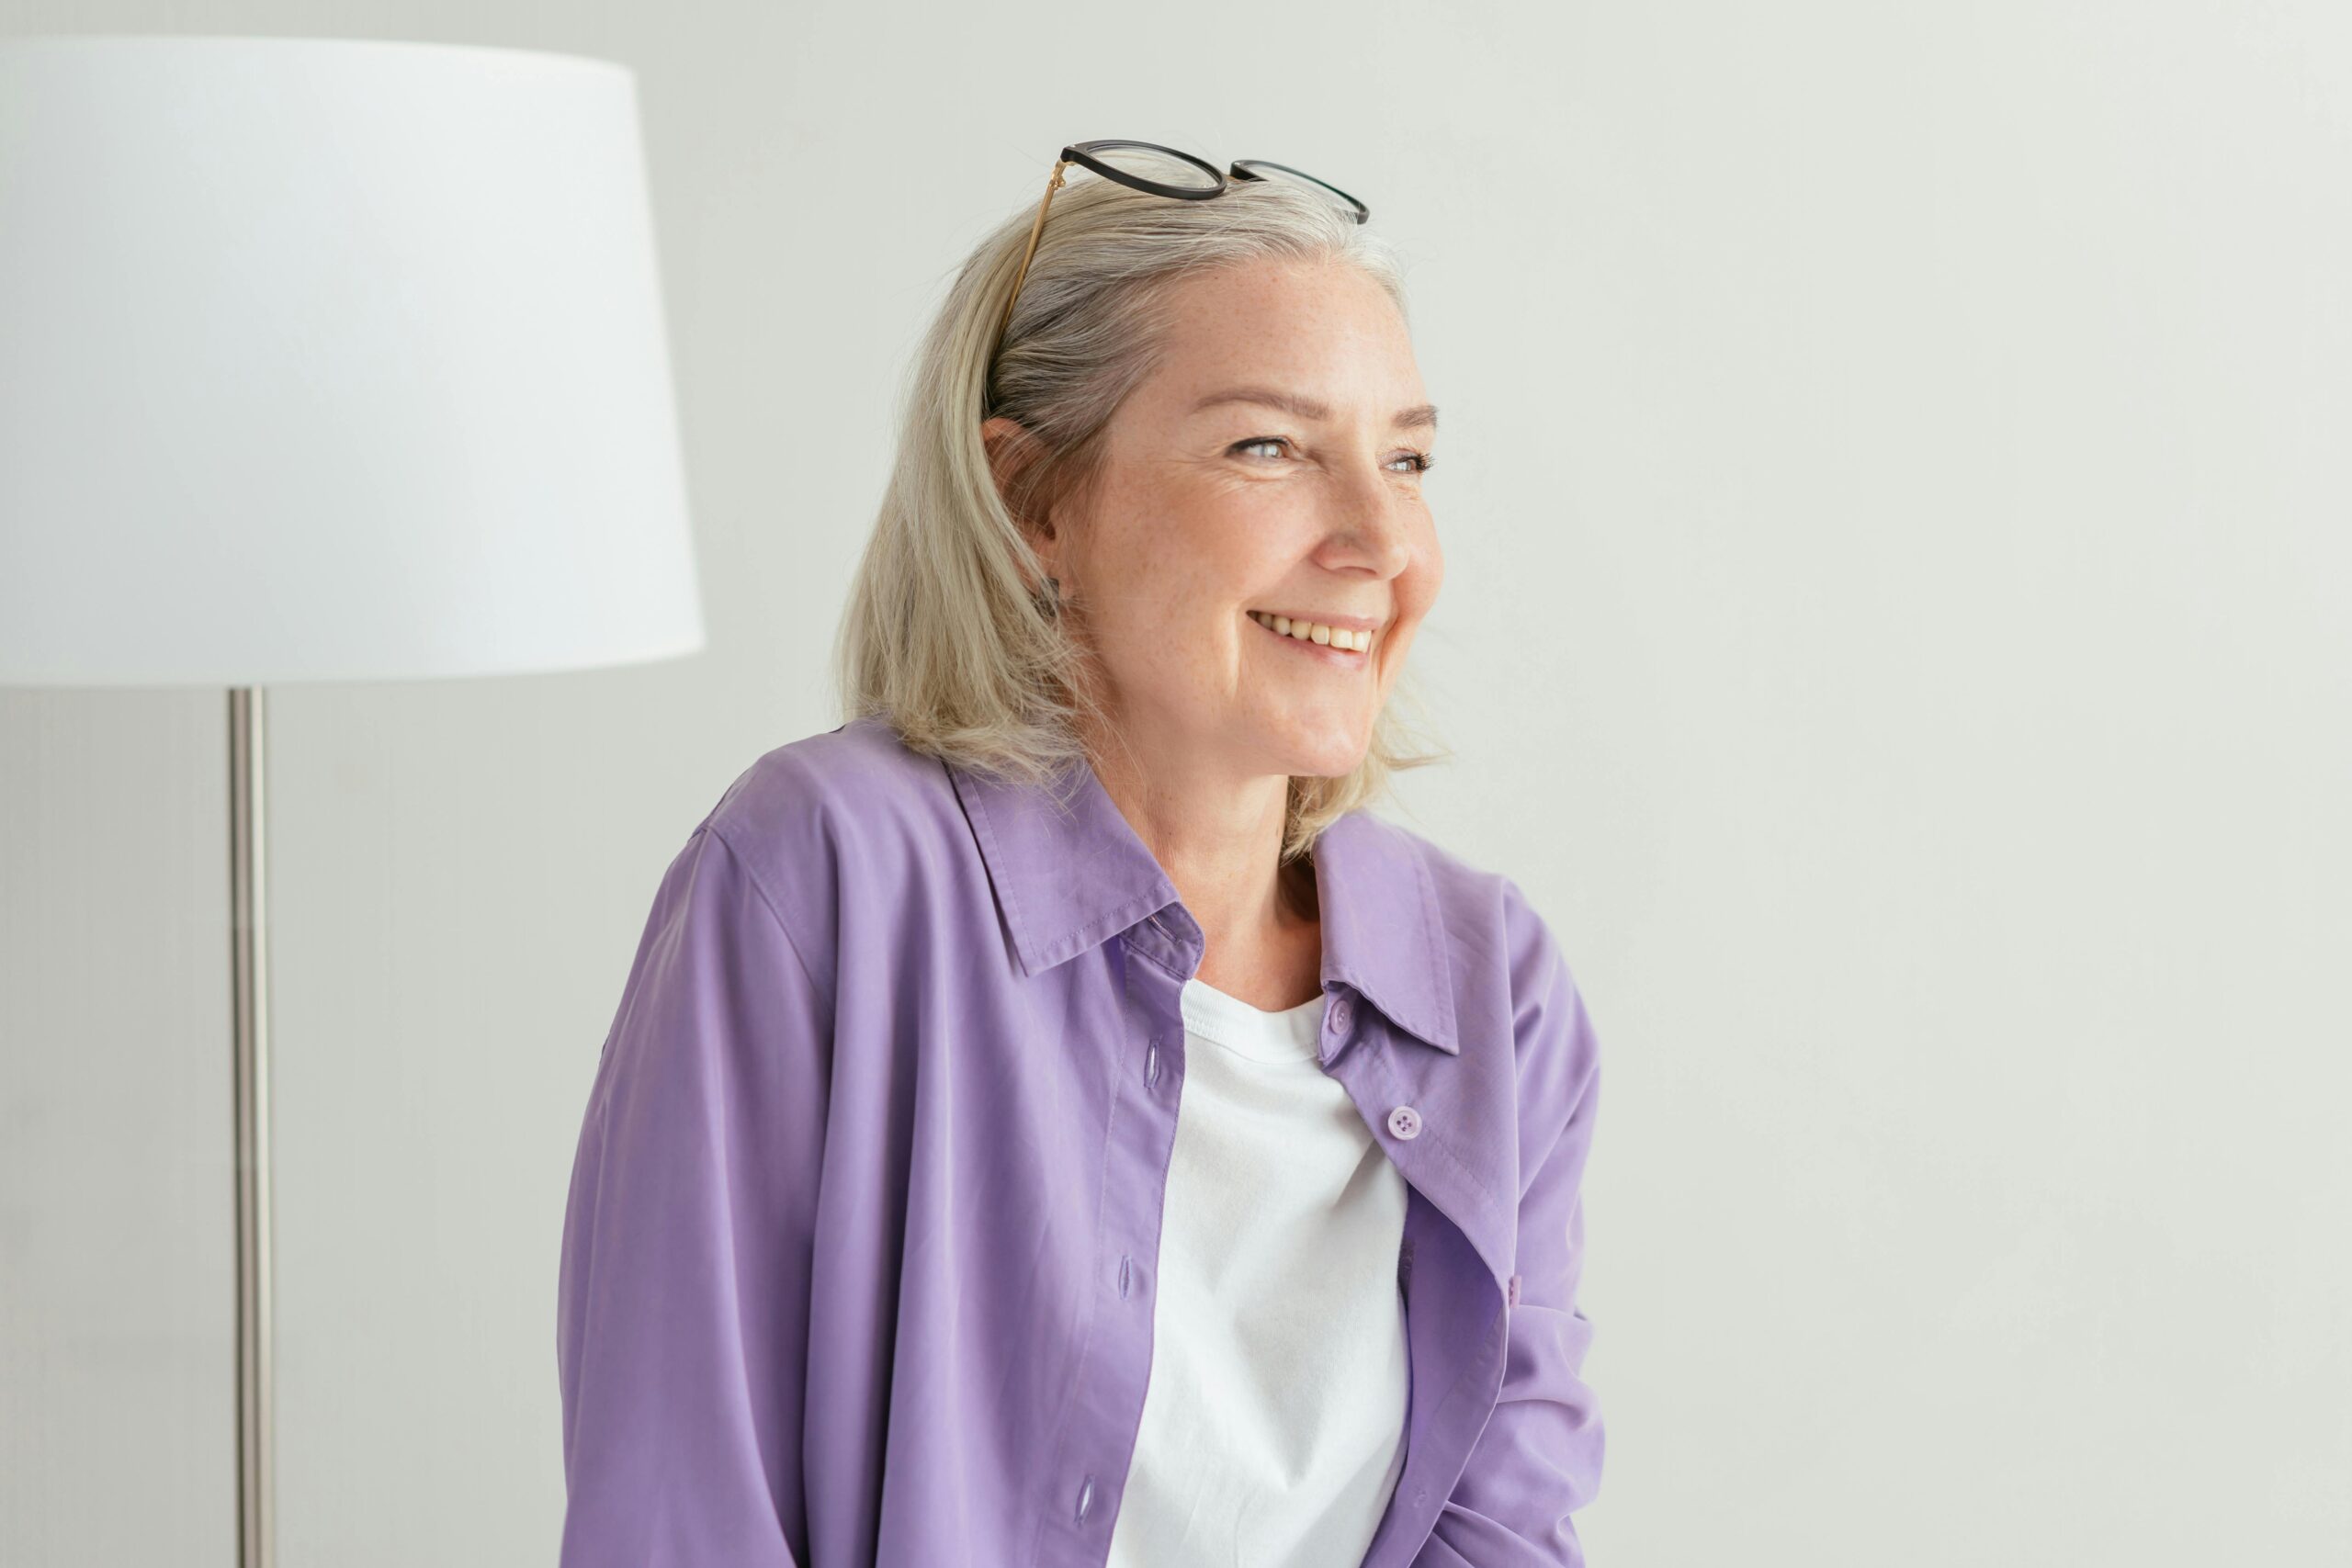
[1248,610,1374,653]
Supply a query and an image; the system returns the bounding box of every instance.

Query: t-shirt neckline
[1179,976,1327,1063]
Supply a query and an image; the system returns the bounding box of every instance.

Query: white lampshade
[0,35,705,687]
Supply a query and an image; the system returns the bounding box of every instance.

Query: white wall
[4,2,2346,1563]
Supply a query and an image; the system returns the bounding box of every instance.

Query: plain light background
[4,2,2346,1564]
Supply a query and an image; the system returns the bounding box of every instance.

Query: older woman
[556,142,1606,1568]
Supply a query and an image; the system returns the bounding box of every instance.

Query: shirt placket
[1033,908,1196,1567]
[1324,1009,1515,1567]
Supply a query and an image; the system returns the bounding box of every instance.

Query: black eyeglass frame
[991,139,1371,357]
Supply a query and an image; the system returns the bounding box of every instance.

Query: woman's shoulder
[693,715,964,947]
[707,714,949,834]
[1349,809,1596,1076]
[1347,808,1566,966]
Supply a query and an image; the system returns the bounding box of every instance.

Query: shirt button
[1387,1104,1421,1140]
[1328,996,1351,1032]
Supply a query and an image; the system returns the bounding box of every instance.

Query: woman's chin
[1257,724,1373,781]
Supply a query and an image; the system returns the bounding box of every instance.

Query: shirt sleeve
[555,821,831,1568]
[1417,900,1606,1566]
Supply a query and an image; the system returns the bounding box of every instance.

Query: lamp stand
[229,686,275,1568]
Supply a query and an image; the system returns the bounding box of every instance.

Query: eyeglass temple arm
[994,160,1070,355]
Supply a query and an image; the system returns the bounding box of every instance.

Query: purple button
[1328,996,1351,1032]
[1386,1104,1421,1141]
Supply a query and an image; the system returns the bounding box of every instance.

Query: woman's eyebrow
[1189,386,1440,434]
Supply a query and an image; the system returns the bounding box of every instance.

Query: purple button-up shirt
[556,714,1605,1566]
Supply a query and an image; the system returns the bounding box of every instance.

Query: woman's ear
[981,417,1039,519]
[982,415,1060,577]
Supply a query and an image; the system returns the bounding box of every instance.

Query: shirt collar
[944,749,1461,1056]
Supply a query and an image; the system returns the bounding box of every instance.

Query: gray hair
[831,151,1450,863]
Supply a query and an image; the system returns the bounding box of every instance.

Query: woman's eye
[1228,436,1437,476]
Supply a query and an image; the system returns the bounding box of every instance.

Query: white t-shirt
[1105,976,1412,1567]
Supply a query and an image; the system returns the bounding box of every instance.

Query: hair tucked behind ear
[830,151,1450,862]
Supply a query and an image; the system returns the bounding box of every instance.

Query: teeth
[1250,611,1371,652]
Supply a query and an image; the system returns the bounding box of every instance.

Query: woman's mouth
[1246,609,1374,666]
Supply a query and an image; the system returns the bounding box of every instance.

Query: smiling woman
[557,144,1606,1568]
[978,252,1447,808]
[837,147,1456,860]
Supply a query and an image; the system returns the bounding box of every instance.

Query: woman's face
[1005,255,1442,784]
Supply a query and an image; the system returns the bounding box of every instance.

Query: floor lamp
[0,37,705,1566]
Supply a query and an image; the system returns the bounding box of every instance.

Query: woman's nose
[1320,473,1419,575]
